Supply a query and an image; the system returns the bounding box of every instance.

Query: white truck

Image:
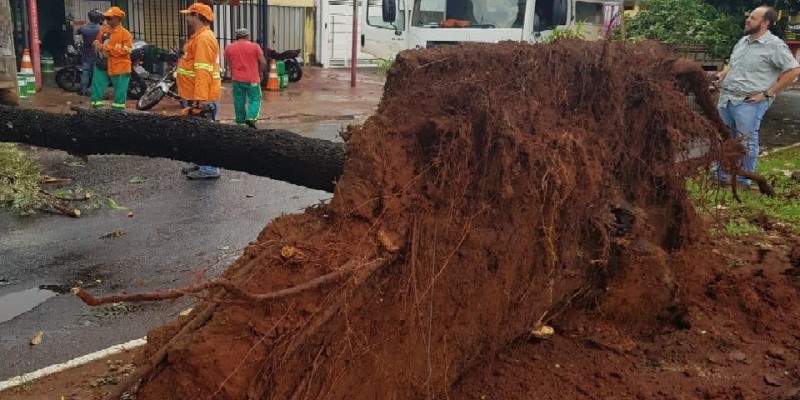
[361,0,621,59]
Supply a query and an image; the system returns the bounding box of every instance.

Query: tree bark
[0,106,345,192]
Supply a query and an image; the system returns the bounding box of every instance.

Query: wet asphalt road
[759,90,800,148]
[0,124,343,380]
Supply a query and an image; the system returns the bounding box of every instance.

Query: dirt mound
[132,41,728,399]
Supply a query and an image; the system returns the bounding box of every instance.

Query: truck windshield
[412,0,526,28]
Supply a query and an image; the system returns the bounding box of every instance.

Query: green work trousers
[232,81,262,124]
[90,67,130,110]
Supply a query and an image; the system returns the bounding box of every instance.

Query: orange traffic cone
[266,59,280,91]
[20,49,34,74]
[20,49,35,95]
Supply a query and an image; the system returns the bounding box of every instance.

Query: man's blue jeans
[715,99,769,185]
[197,101,220,176]
[79,57,94,95]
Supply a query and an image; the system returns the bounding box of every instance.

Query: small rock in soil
[729,351,747,362]
[767,348,786,360]
[707,355,725,365]
[765,374,782,387]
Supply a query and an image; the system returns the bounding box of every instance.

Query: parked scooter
[266,48,303,82]
[55,44,83,92]
[136,52,183,111]
[55,40,148,100]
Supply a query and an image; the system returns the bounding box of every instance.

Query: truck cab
[361,0,620,60]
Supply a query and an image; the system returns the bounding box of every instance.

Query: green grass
[690,146,800,237]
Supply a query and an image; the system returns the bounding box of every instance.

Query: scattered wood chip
[530,325,555,340]
[377,230,400,253]
[30,331,44,346]
[127,211,134,218]
[280,246,308,264]
[40,177,72,185]
[101,230,127,239]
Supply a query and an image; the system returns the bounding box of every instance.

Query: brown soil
[0,351,138,400]
[103,41,800,399]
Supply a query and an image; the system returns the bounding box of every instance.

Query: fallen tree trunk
[0,106,345,192]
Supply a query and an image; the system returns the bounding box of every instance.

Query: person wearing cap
[90,6,133,111]
[224,28,266,129]
[177,2,223,180]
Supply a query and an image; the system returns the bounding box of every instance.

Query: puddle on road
[0,286,64,324]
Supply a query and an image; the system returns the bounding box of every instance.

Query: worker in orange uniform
[177,2,223,180]
[90,7,133,110]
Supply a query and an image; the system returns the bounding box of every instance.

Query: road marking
[0,337,147,392]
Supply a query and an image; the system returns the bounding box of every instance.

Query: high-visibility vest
[176,26,222,101]
[95,25,133,76]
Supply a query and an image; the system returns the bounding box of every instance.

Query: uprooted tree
[1,41,753,399]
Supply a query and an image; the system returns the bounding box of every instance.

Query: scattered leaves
[103,197,127,210]
[0,143,45,214]
[129,176,148,184]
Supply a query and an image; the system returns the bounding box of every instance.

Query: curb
[0,337,147,392]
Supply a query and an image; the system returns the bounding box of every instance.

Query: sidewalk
[25,67,385,140]
[0,348,140,399]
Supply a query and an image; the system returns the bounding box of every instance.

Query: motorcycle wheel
[286,60,303,82]
[136,85,165,111]
[127,74,148,100]
[55,68,81,92]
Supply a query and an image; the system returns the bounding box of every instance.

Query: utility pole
[350,0,357,87]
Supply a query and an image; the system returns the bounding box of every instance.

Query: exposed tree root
[251,255,397,398]
[102,302,220,400]
[738,171,776,197]
[92,254,396,399]
[72,266,357,306]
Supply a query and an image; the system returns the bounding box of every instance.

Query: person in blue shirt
[76,9,104,96]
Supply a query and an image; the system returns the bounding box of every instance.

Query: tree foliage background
[705,0,800,13]
[620,0,742,58]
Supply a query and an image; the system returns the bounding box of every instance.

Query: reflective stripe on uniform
[112,103,126,109]
[212,72,221,79]
[123,46,132,52]
[194,63,214,71]
[177,67,196,77]
[91,101,105,107]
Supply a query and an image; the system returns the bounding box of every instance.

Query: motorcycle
[136,52,183,111]
[55,40,148,100]
[55,44,82,92]
[266,48,303,82]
